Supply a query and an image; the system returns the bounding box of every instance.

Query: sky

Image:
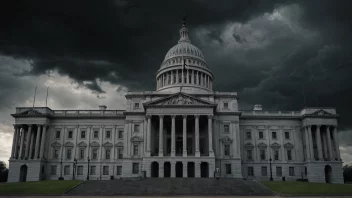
[1,0,352,167]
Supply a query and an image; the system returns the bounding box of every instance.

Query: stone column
[24,125,32,159]
[195,115,200,157]
[39,125,47,159]
[159,162,164,178]
[195,162,201,178]
[29,130,36,159]
[123,121,129,157]
[182,115,187,157]
[192,70,194,84]
[322,132,328,159]
[19,127,25,159]
[13,126,20,159]
[183,162,188,178]
[159,115,164,157]
[171,162,176,178]
[147,115,151,156]
[34,125,42,159]
[327,126,333,160]
[316,125,323,160]
[308,125,314,160]
[208,115,214,157]
[11,125,18,158]
[333,126,340,160]
[171,115,176,157]
[304,126,310,161]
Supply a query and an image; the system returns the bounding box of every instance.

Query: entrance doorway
[164,162,171,177]
[176,162,183,177]
[200,162,209,177]
[151,162,159,177]
[187,162,195,177]
[19,165,28,182]
[325,165,332,183]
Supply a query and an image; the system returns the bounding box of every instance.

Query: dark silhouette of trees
[0,161,8,182]
[343,165,352,183]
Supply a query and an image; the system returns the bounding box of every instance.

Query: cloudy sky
[1,0,352,166]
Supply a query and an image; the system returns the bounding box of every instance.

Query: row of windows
[246,149,293,161]
[247,166,295,177]
[53,147,125,160]
[245,131,291,140]
[157,69,212,89]
[55,130,124,140]
[164,57,205,67]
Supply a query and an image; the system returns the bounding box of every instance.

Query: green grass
[261,181,352,195]
[0,180,82,195]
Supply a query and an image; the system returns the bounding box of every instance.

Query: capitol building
[8,22,343,184]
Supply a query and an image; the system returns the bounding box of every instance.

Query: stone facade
[7,22,343,184]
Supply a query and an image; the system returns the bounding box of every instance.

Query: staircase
[67,178,275,196]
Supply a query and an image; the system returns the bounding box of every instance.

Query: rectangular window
[259,131,264,139]
[276,166,282,176]
[132,163,139,174]
[66,149,72,160]
[133,145,138,155]
[134,103,139,109]
[261,166,267,176]
[105,149,111,159]
[68,131,73,139]
[134,124,140,132]
[272,132,277,139]
[285,132,290,139]
[248,166,254,176]
[80,149,85,159]
[225,164,232,174]
[56,130,60,139]
[289,167,295,176]
[246,131,251,139]
[50,165,57,175]
[92,149,98,160]
[247,150,252,160]
[103,166,109,175]
[53,149,59,159]
[77,166,83,175]
[94,131,99,139]
[274,150,279,160]
[287,150,292,160]
[90,166,96,175]
[106,131,111,139]
[118,130,123,139]
[260,149,266,160]
[224,145,230,156]
[81,131,86,139]
[223,102,229,109]
[116,166,122,175]
[224,125,230,133]
[118,149,123,159]
[64,165,70,175]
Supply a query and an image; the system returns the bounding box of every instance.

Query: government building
[8,22,343,184]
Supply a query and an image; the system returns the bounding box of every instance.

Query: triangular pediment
[64,142,74,147]
[312,109,332,116]
[90,141,100,147]
[244,143,254,148]
[144,92,216,107]
[51,141,61,148]
[19,108,42,115]
[271,143,281,148]
[131,136,143,143]
[284,142,294,149]
[115,142,124,147]
[78,141,87,147]
[103,141,113,148]
[257,142,268,148]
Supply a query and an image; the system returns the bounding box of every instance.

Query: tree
[343,165,352,183]
[0,161,8,182]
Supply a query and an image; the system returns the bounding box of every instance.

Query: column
[208,115,214,157]
[13,126,20,159]
[11,125,18,158]
[327,126,333,160]
[171,115,176,157]
[195,162,201,177]
[195,115,200,157]
[34,125,41,159]
[29,130,35,159]
[171,71,174,84]
[322,132,328,159]
[123,121,129,157]
[24,125,32,159]
[192,70,194,84]
[183,162,188,178]
[171,162,176,177]
[316,125,323,160]
[308,125,314,160]
[39,125,47,159]
[176,70,178,84]
[181,68,184,84]
[159,162,164,178]
[19,127,25,159]
[186,70,189,84]
[196,72,199,85]
[147,116,151,156]
[333,127,340,160]
[159,115,164,157]
[182,115,187,157]
[304,126,310,161]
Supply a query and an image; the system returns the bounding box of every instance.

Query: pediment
[90,141,100,147]
[78,141,87,147]
[244,143,254,148]
[144,92,216,107]
[284,142,294,149]
[311,109,333,116]
[257,142,268,148]
[220,136,233,144]
[103,141,113,148]
[64,142,74,147]
[271,143,281,148]
[115,142,124,147]
[19,108,42,115]
[131,136,143,143]
[51,141,61,148]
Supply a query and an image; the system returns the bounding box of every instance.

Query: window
[285,132,290,139]
[276,166,282,176]
[92,148,98,160]
[246,131,251,139]
[54,149,59,159]
[64,165,70,175]
[118,130,123,139]
[224,145,230,156]
[259,131,264,139]
[94,131,99,139]
[272,132,277,139]
[225,164,232,174]
[103,166,109,175]
[116,166,122,175]
[66,149,72,160]
[106,131,111,139]
[260,150,266,160]
[287,150,292,160]
[81,131,86,139]
[77,166,83,175]
[133,145,138,155]
[261,166,267,176]
[50,165,57,175]
[224,125,230,133]
[132,163,139,174]
[118,149,123,159]
[134,124,140,132]
[68,131,73,139]
[274,150,279,160]
[247,150,252,160]
[248,166,254,176]
[223,102,229,109]
[134,103,140,109]
[105,149,111,159]
[80,149,85,159]
[289,167,295,176]
[90,166,96,175]
[56,130,60,139]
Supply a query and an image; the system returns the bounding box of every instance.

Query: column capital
[75,125,80,128]
[145,115,151,119]
[316,124,321,128]
[207,115,214,119]
[159,115,164,119]
[182,115,187,119]
[171,115,176,119]
[194,115,200,118]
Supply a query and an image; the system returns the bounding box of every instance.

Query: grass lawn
[0,180,82,195]
[261,181,352,195]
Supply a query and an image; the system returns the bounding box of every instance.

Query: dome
[164,42,205,62]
